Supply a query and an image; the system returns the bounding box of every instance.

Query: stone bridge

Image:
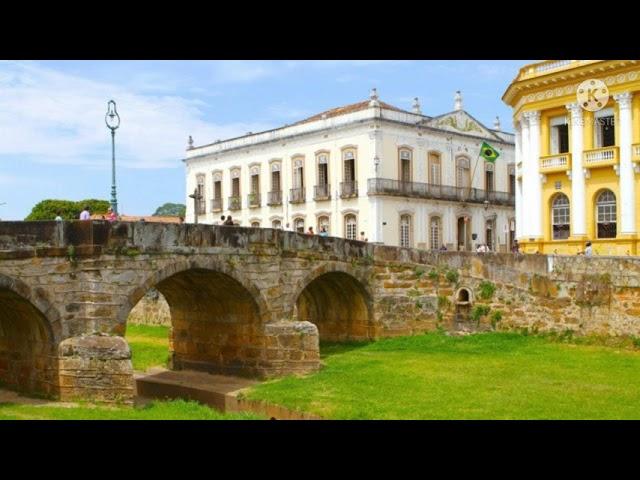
[2,221,640,403]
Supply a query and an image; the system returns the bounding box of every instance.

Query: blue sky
[0,60,531,220]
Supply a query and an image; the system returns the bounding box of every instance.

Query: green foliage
[414,267,425,278]
[470,304,491,324]
[445,269,459,284]
[25,199,110,221]
[428,269,439,281]
[633,337,640,349]
[490,310,503,329]
[478,280,496,300]
[153,202,186,217]
[247,332,640,419]
[437,295,451,310]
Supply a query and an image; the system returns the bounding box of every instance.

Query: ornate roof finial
[187,135,194,150]
[454,90,463,111]
[494,116,501,131]
[412,97,421,114]
[369,87,380,107]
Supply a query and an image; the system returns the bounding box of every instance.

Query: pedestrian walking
[584,241,593,256]
[359,231,366,242]
[511,239,520,254]
[319,226,328,237]
[106,207,118,222]
[307,226,315,235]
[54,210,63,222]
[224,215,234,226]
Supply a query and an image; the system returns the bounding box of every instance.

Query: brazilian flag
[480,142,500,163]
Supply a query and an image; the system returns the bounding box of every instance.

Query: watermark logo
[577,79,609,112]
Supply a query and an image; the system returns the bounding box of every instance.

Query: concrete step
[135,368,258,413]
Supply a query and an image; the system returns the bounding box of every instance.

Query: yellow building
[503,60,640,255]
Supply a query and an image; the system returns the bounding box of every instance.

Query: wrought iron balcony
[248,192,261,208]
[228,196,241,211]
[583,146,619,169]
[289,187,305,204]
[539,153,571,174]
[314,184,331,201]
[211,198,223,212]
[267,190,282,206]
[367,178,514,206]
[340,181,358,198]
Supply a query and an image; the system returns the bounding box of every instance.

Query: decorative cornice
[565,102,583,118]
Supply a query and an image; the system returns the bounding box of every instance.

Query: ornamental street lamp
[105,100,121,215]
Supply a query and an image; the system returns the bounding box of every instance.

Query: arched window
[294,217,305,233]
[251,221,260,228]
[596,190,617,238]
[318,215,330,235]
[429,216,442,250]
[485,218,495,251]
[456,156,470,189]
[485,162,495,192]
[400,214,412,248]
[344,214,357,240]
[195,174,207,215]
[552,194,570,240]
[272,219,282,229]
[428,152,441,185]
[399,148,412,182]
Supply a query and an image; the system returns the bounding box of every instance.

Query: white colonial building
[184,89,516,250]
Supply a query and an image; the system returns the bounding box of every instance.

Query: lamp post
[105,100,121,215]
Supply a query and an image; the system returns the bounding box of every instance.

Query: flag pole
[466,150,483,201]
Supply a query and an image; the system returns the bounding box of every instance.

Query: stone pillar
[567,103,587,237]
[614,92,635,235]
[523,110,543,238]
[259,321,320,377]
[57,335,134,403]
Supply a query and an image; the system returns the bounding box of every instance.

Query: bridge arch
[292,263,374,342]
[118,256,271,377]
[0,273,60,397]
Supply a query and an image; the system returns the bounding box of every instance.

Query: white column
[566,103,586,236]
[514,121,523,238]
[520,114,531,237]
[614,92,635,235]
[524,110,542,238]
[369,129,383,243]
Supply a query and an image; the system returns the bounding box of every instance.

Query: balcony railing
[340,181,358,198]
[211,198,222,212]
[267,190,282,206]
[228,196,241,211]
[289,187,305,204]
[314,184,331,201]
[367,178,515,206]
[248,192,261,208]
[540,153,571,173]
[633,143,640,162]
[583,146,619,169]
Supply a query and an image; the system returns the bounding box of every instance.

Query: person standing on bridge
[106,207,118,222]
[79,206,91,221]
[55,210,63,222]
[224,215,234,226]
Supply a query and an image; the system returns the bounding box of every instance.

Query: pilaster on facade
[565,102,586,236]
[614,91,635,235]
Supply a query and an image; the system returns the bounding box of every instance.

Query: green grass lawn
[126,324,171,371]
[0,399,262,420]
[245,332,640,420]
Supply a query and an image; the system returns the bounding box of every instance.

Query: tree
[25,199,110,221]
[153,203,186,217]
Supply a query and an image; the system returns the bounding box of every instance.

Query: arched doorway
[295,271,372,342]
[457,215,471,251]
[0,286,56,397]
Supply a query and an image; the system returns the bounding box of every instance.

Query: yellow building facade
[503,60,640,255]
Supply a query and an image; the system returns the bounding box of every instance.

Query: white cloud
[0,62,273,170]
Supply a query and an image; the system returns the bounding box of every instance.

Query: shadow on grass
[319,340,373,359]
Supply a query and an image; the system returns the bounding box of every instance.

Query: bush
[445,269,459,284]
[490,310,503,329]
[470,304,491,324]
[478,280,496,300]
[428,269,439,281]
[25,199,110,221]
